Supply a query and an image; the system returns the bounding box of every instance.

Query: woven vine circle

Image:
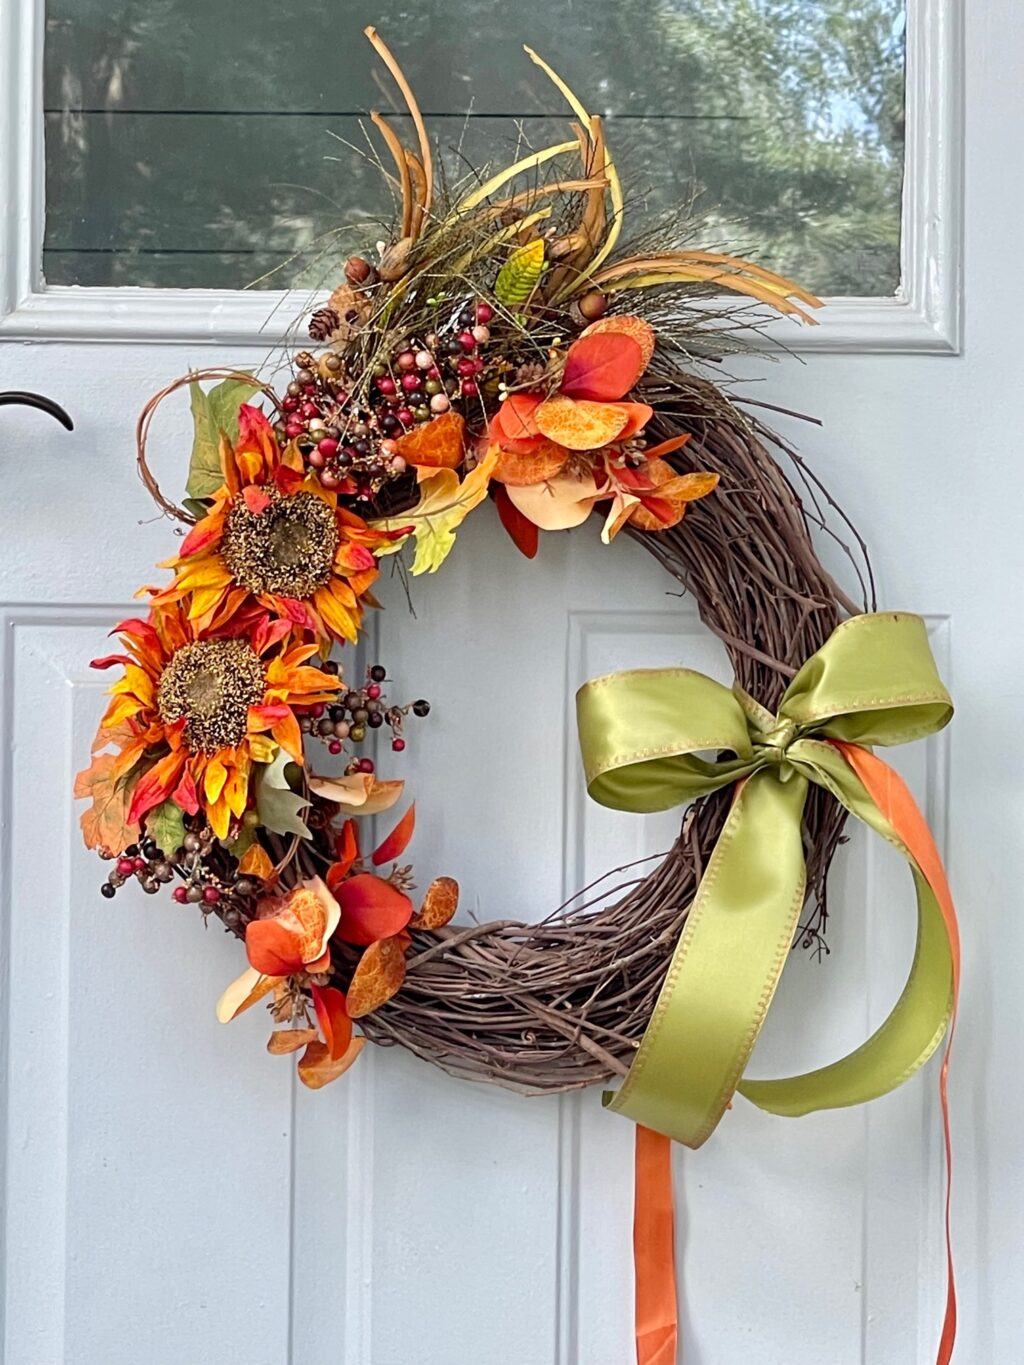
[134,373,871,1095]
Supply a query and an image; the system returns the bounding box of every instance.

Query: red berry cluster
[276,300,497,509]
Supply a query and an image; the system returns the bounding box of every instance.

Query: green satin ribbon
[576,612,955,1148]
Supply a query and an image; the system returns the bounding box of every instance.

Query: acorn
[578,290,608,321]
[345,255,375,286]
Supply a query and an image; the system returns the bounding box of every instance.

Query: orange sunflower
[93,599,340,840]
[148,404,403,644]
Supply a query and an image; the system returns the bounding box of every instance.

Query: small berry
[117,857,135,878]
[475,302,494,323]
[357,757,375,774]
[392,737,406,752]
[430,394,451,414]
[401,371,422,392]
[366,683,382,700]
[397,407,414,425]
[461,380,479,397]
[397,351,417,370]
[415,350,433,370]
[172,886,188,904]
[100,882,116,899]
[376,376,396,395]
[370,664,386,681]
[317,437,339,458]
[412,698,431,717]
[457,330,476,351]
[202,886,221,906]
[132,856,147,873]
[328,740,342,755]
[472,324,491,345]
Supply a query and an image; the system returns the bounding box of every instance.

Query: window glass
[44,1,905,295]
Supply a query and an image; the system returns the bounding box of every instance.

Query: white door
[1,2,1018,1362]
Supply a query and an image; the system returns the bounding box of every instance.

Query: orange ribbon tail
[835,742,959,1365]
[634,1125,679,1365]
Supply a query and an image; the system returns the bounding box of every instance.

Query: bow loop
[575,611,957,1148]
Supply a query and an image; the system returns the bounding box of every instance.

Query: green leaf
[254,750,311,838]
[144,799,187,859]
[186,374,259,499]
[222,823,256,860]
[495,240,545,307]
[182,497,211,521]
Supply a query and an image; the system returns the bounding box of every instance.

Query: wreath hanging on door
[75,31,958,1362]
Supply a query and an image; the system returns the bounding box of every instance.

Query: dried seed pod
[377,235,414,282]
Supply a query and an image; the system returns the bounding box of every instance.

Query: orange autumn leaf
[336,873,413,946]
[494,392,543,444]
[629,462,720,532]
[74,751,141,854]
[492,439,568,487]
[238,842,275,880]
[534,394,630,450]
[560,332,644,402]
[297,1035,366,1089]
[267,1027,317,1055]
[580,314,656,367]
[371,803,416,866]
[346,937,408,1018]
[245,878,340,977]
[410,876,460,929]
[311,983,352,1060]
[395,410,466,469]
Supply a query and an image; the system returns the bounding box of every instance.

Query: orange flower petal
[611,402,654,441]
[561,332,644,401]
[395,410,466,469]
[239,843,275,880]
[297,1035,366,1089]
[493,483,539,559]
[629,463,720,531]
[492,440,569,486]
[506,474,602,530]
[409,876,460,930]
[216,966,278,1023]
[311,984,353,1060]
[346,937,408,1018]
[495,393,543,442]
[534,395,629,450]
[267,1027,317,1054]
[371,804,415,866]
[580,314,656,367]
[336,874,413,947]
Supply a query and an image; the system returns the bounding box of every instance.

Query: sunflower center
[157,638,266,755]
[221,488,339,599]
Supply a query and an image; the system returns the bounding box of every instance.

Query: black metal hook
[0,391,74,430]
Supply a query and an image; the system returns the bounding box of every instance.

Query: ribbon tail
[837,742,958,1365]
[739,742,958,1365]
[634,1126,678,1365]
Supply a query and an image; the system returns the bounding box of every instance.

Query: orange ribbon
[632,742,958,1364]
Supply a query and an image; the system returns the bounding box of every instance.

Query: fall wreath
[76,31,958,1361]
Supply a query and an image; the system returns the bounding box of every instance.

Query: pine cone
[308,307,341,342]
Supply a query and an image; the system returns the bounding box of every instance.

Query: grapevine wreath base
[130,374,871,1093]
[77,31,957,1361]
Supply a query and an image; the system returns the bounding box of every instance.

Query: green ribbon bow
[576,612,956,1148]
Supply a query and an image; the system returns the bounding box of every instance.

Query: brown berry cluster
[298,661,429,769]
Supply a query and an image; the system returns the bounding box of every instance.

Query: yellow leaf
[372,450,499,575]
[307,773,405,815]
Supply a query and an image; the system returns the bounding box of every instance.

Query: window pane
[44,1,905,295]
